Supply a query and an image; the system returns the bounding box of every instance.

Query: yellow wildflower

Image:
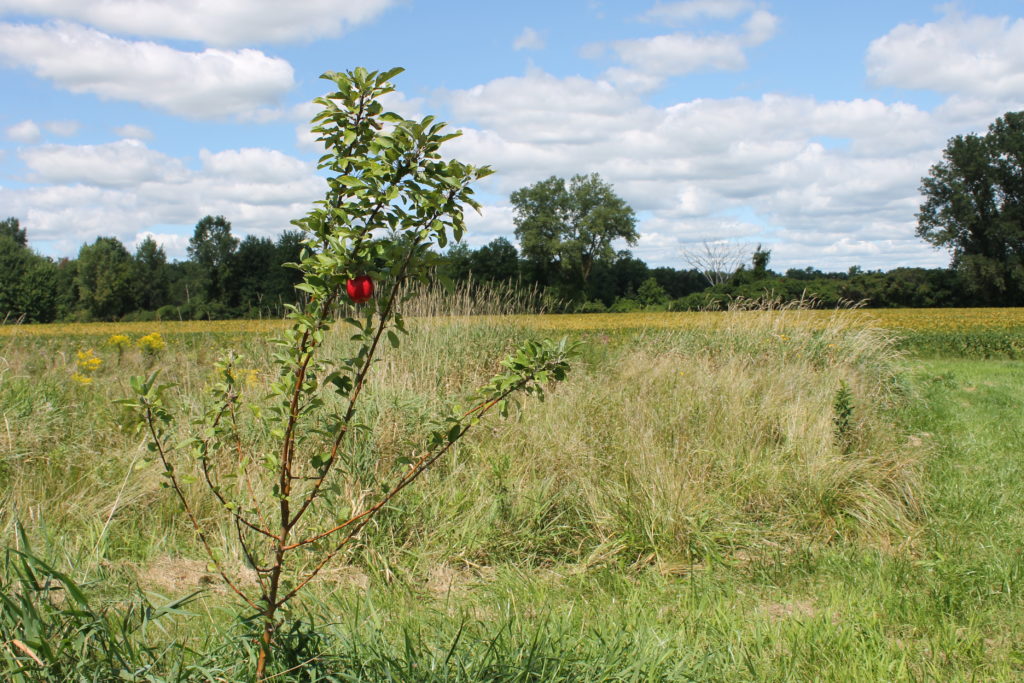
[107,333,132,350]
[76,349,102,372]
[137,332,166,355]
[72,348,102,385]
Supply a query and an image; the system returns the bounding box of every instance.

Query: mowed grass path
[901,360,1024,676]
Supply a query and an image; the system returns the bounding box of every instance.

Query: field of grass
[1,307,1023,680]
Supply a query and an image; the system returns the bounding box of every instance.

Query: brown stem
[142,406,260,612]
[276,381,526,607]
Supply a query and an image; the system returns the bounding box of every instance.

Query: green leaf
[447,423,462,443]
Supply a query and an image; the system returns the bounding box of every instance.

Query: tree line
[0,211,984,325]
[1,215,304,323]
[3,110,1023,322]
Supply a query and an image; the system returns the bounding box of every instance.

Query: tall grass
[0,301,937,679]
[397,275,552,318]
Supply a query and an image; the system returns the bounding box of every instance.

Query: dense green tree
[74,236,136,320]
[917,111,1024,304]
[636,277,668,307]
[53,258,78,320]
[188,215,238,305]
[440,242,473,282]
[271,230,305,305]
[133,236,171,311]
[650,266,706,299]
[0,217,27,246]
[470,237,519,281]
[511,173,638,295]
[0,231,59,323]
[752,245,772,278]
[232,235,278,311]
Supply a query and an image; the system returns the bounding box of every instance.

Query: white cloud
[446,69,654,146]
[0,21,294,118]
[0,0,401,47]
[641,0,754,25]
[20,139,187,187]
[867,11,1024,100]
[3,140,325,255]
[6,119,41,142]
[114,124,153,140]
[132,230,188,255]
[602,9,777,89]
[612,32,748,77]
[200,147,311,184]
[462,204,516,247]
[43,119,78,136]
[437,66,1000,271]
[513,27,544,51]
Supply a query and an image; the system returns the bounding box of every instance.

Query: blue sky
[2,1,1023,272]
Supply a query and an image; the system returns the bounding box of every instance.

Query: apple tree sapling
[122,67,574,680]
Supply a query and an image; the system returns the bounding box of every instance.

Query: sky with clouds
[2,0,1023,272]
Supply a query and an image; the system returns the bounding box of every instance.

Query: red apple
[346,275,374,304]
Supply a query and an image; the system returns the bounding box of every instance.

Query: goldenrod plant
[122,67,574,680]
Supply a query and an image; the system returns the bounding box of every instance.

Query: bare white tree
[680,240,752,286]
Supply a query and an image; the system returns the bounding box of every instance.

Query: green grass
[2,314,1023,680]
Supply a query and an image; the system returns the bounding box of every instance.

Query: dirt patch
[138,556,222,595]
[763,599,818,622]
[317,563,370,591]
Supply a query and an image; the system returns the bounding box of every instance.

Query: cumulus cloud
[3,140,325,255]
[0,21,294,118]
[601,9,778,89]
[437,65,1000,270]
[6,119,41,143]
[446,69,655,145]
[20,139,188,187]
[513,27,545,51]
[0,0,401,47]
[867,11,1024,100]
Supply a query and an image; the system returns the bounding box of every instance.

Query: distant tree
[636,277,668,307]
[650,266,706,299]
[681,241,750,286]
[270,230,305,305]
[751,244,771,278]
[582,253,645,306]
[0,230,59,323]
[785,266,826,281]
[441,242,473,281]
[74,237,136,320]
[0,217,27,246]
[917,111,1024,304]
[471,237,519,281]
[133,236,171,311]
[511,173,638,295]
[188,215,238,304]
[233,235,278,311]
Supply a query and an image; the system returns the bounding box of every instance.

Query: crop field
[1,307,1023,680]
[5,305,1024,335]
